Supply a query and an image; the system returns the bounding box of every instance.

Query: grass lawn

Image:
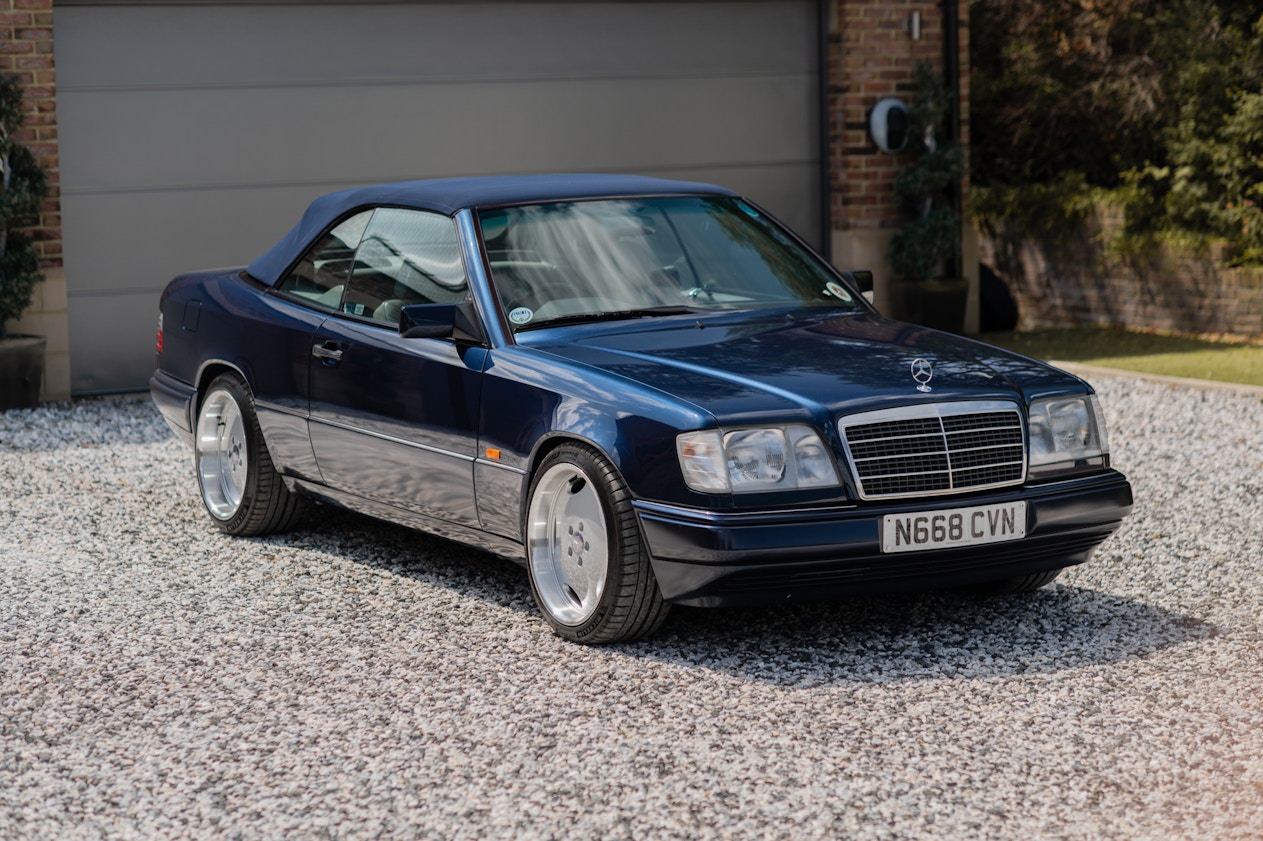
[978,328,1263,388]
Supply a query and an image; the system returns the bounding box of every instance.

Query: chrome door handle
[311,343,343,362]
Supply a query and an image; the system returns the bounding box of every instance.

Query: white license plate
[881,501,1027,554]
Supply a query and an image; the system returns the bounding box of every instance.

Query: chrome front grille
[839,402,1026,500]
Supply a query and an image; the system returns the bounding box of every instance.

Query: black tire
[525,442,670,644]
[975,567,1063,596]
[194,373,304,536]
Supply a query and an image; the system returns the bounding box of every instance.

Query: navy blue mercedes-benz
[151,174,1132,643]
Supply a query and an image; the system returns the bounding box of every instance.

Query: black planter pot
[0,334,47,410]
[886,279,923,324]
[917,279,969,334]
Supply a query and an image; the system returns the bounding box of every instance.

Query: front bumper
[635,471,1133,607]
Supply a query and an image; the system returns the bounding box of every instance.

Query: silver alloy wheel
[196,387,248,520]
[527,461,610,626]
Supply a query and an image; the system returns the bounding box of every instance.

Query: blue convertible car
[151,174,1132,643]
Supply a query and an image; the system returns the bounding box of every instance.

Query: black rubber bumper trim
[149,369,196,447]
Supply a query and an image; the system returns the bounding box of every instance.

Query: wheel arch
[520,431,621,535]
[194,359,254,403]
[527,431,619,479]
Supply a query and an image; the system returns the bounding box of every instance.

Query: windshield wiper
[523,305,697,330]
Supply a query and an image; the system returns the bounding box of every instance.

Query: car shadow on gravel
[260,506,540,610]
[638,588,1220,687]
[270,508,1218,688]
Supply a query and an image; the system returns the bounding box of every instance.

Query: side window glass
[342,208,468,324]
[276,210,372,309]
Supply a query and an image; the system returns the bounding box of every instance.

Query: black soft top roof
[246,173,734,286]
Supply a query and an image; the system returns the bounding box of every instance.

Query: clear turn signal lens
[677,431,729,493]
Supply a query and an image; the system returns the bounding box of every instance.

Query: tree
[970,0,1263,262]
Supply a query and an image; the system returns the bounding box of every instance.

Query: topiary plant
[0,73,48,340]
[888,61,965,282]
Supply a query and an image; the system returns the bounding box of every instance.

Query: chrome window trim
[838,400,1028,501]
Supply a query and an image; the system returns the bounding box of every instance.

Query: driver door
[303,207,487,527]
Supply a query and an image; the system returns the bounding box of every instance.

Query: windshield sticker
[825,281,854,303]
[508,306,534,326]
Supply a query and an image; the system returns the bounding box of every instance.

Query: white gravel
[1,379,1261,840]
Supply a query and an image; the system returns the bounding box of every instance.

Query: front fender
[473,346,716,541]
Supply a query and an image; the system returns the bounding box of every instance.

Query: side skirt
[287,477,527,565]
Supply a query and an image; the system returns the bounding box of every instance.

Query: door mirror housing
[841,269,874,295]
[398,301,485,345]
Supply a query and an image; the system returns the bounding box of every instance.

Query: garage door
[56,1,821,393]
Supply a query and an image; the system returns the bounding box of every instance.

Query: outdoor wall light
[906,10,922,40]
[869,98,909,153]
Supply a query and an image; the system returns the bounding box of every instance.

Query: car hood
[532,310,1085,420]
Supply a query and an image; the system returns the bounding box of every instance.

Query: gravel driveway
[1,377,1261,840]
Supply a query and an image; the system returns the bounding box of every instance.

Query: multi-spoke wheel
[526,442,669,644]
[195,373,303,536]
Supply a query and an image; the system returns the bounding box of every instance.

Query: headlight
[677,425,840,493]
[1028,394,1109,478]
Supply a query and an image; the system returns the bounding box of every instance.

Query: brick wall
[982,227,1263,337]
[826,1,978,331]
[1,0,59,267]
[2,0,66,400]
[828,0,965,235]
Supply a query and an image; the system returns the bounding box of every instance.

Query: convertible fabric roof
[246,173,735,287]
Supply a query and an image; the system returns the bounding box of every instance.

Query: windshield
[477,196,860,331]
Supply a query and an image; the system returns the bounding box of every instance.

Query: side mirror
[841,270,875,305]
[398,301,485,345]
[841,270,873,294]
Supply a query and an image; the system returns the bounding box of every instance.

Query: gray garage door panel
[59,188,324,295]
[60,76,814,193]
[57,4,815,86]
[66,296,169,398]
[57,2,820,393]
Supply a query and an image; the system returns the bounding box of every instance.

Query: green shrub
[888,61,964,282]
[0,74,48,336]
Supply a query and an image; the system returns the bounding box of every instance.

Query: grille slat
[840,403,1027,500]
